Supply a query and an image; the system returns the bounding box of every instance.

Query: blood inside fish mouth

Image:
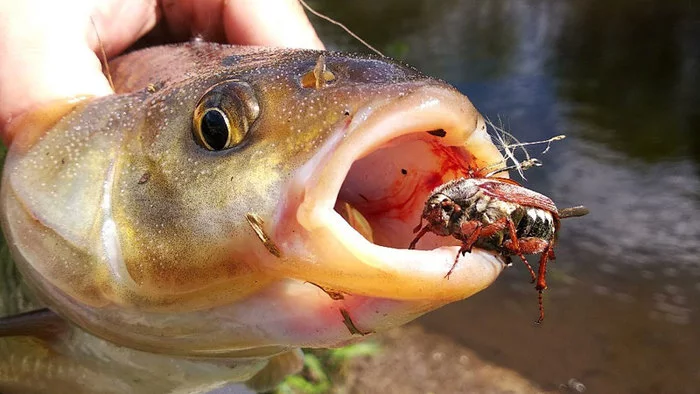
[333,131,478,250]
[286,84,505,300]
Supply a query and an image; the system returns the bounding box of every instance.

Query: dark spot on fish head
[221,55,243,66]
[401,168,408,175]
[427,129,447,137]
[138,172,151,185]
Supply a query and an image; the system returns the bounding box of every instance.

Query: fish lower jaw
[309,206,504,301]
[282,84,506,301]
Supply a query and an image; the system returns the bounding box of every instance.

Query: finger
[158,0,228,42]
[160,0,324,49]
[0,0,157,143]
[87,0,160,57]
[222,0,324,49]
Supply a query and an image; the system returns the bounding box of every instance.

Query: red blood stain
[428,141,475,180]
[357,142,480,220]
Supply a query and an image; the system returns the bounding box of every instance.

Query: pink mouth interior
[335,131,479,251]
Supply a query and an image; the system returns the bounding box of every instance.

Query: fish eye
[193,80,260,151]
[199,108,230,150]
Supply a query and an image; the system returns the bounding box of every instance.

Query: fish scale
[0,42,509,392]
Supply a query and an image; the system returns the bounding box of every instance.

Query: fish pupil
[201,110,229,150]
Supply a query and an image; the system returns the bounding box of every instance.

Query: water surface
[310,1,700,392]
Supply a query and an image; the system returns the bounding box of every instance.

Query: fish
[0,42,506,392]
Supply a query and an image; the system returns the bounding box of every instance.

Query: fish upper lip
[281,84,505,301]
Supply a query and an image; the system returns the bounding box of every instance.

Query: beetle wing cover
[479,179,558,213]
[486,177,522,187]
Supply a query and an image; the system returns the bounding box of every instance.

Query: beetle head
[422,193,459,236]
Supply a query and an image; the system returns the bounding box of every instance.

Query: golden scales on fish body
[0,19,586,394]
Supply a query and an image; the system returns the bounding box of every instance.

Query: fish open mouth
[282,84,505,302]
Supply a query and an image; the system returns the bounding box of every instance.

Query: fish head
[1,43,505,357]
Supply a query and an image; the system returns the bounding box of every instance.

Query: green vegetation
[274,342,380,394]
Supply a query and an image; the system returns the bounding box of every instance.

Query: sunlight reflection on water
[311,0,699,391]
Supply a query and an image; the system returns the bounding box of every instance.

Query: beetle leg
[502,236,553,323]
[535,242,553,324]
[502,219,537,283]
[445,221,482,278]
[479,217,508,237]
[535,243,551,292]
[412,218,424,234]
[512,237,549,254]
[445,253,461,279]
[458,221,482,254]
[408,225,431,249]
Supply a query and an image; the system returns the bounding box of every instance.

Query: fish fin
[0,308,67,339]
[244,349,304,392]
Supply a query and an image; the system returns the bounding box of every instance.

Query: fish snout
[273,83,506,304]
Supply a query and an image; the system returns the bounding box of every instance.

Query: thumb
[0,0,156,144]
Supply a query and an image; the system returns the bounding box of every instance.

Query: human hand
[0,0,324,144]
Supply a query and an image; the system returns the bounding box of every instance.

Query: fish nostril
[300,54,336,89]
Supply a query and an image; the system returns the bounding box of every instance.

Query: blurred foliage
[383,42,410,61]
[273,342,380,394]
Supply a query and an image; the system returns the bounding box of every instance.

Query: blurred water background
[0,1,697,393]
[308,1,700,392]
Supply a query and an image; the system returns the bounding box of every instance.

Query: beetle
[408,176,588,323]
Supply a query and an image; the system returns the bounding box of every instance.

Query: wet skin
[0,43,506,392]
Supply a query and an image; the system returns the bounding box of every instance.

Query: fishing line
[297,0,384,57]
[90,17,114,91]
